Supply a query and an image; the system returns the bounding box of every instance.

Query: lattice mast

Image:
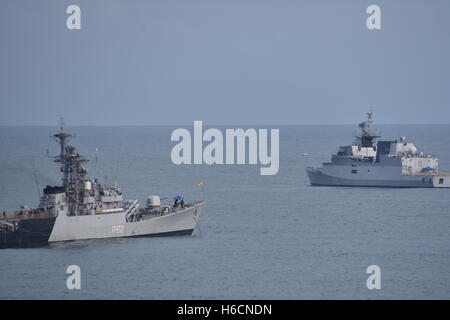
[51,118,89,215]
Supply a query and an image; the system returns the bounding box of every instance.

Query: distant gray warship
[1,121,204,248]
[306,112,450,188]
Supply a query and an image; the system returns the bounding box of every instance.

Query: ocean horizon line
[0,122,450,127]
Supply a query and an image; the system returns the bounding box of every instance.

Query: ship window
[351,170,358,174]
[439,178,444,184]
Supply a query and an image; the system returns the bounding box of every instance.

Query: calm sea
[0,125,449,299]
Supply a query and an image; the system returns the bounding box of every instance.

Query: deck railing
[0,212,55,221]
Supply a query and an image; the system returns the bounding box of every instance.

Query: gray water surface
[0,125,449,299]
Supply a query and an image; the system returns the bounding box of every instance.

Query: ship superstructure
[1,121,204,248]
[306,112,450,188]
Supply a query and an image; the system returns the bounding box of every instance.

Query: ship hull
[129,228,194,238]
[306,168,447,188]
[306,168,434,188]
[48,202,203,242]
[0,217,56,249]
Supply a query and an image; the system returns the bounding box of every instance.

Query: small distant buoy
[302,152,310,156]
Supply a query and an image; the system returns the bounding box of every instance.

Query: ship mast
[355,112,380,147]
[51,118,89,215]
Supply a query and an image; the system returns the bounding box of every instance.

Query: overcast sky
[0,0,449,125]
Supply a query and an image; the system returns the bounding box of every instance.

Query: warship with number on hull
[306,112,450,188]
[1,121,204,248]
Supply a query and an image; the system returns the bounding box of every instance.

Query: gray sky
[0,0,449,125]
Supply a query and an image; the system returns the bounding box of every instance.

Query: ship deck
[0,213,55,221]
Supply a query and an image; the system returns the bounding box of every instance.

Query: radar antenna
[354,112,380,147]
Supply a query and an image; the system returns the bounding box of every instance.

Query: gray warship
[306,112,450,188]
[1,121,204,248]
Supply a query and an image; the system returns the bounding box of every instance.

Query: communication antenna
[196,181,205,201]
[95,147,99,165]
[32,157,41,198]
[59,116,64,132]
[113,144,122,188]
